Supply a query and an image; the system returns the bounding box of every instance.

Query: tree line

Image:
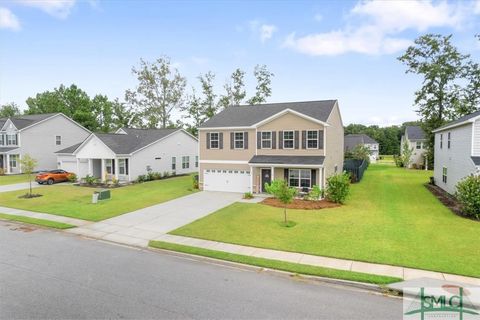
[0,56,274,135]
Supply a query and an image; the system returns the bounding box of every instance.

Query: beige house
[401,126,427,169]
[198,100,344,193]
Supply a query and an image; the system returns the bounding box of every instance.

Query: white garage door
[60,160,77,173]
[204,169,251,193]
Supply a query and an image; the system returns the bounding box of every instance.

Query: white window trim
[118,158,128,175]
[55,135,62,146]
[306,130,319,149]
[105,159,114,174]
[442,167,447,183]
[447,132,451,149]
[209,132,220,149]
[195,156,198,168]
[283,131,294,149]
[416,141,422,149]
[182,156,190,169]
[6,133,17,146]
[260,131,272,149]
[9,154,19,168]
[234,131,245,150]
[288,169,312,188]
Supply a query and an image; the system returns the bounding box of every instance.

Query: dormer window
[6,133,17,146]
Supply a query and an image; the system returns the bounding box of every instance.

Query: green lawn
[172,165,480,278]
[378,155,395,165]
[0,175,197,221]
[149,240,400,285]
[0,213,75,229]
[0,174,28,185]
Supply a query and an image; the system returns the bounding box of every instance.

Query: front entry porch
[251,166,323,194]
[86,157,130,182]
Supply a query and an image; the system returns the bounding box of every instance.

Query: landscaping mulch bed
[261,198,340,210]
[18,194,42,199]
[424,183,467,218]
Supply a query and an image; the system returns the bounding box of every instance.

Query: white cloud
[17,0,76,19]
[0,7,20,31]
[285,0,470,56]
[474,0,480,14]
[191,56,209,65]
[314,13,323,22]
[249,20,277,42]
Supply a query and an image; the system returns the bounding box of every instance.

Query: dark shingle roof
[95,128,180,154]
[200,100,337,128]
[249,155,325,165]
[435,109,480,132]
[0,113,59,130]
[344,134,378,152]
[0,147,19,153]
[55,143,82,154]
[406,126,426,140]
[472,157,480,166]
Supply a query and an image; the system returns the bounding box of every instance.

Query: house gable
[1,119,17,132]
[75,134,116,159]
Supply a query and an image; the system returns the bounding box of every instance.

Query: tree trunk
[284,205,287,224]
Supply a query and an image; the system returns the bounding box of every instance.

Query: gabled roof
[405,126,426,140]
[344,134,378,151]
[433,109,480,132]
[249,155,325,166]
[55,143,82,154]
[0,147,19,153]
[200,100,337,128]
[0,113,60,130]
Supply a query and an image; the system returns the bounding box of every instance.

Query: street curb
[147,246,398,296]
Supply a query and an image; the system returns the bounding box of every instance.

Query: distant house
[344,134,379,162]
[401,126,427,169]
[0,113,90,174]
[56,128,198,182]
[433,110,480,194]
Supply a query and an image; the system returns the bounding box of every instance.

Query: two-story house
[198,100,344,193]
[344,134,379,162]
[433,110,480,194]
[0,113,90,174]
[401,125,427,168]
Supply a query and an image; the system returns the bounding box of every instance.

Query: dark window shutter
[284,168,289,181]
[219,133,223,149]
[206,133,210,149]
[311,169,316,186]
[272,131,276,149]
[318,130,324,149]
[125,159,129,175]
[244,132,248,149]
[294,131,300,149]
[230,132,234,149]
[112,159,115,175]
[257,132,261,149]
[302,130,307,149]
[279,131,283,149]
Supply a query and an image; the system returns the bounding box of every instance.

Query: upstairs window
[447,132,451,149]
[283,131,294,149]
[416,141,422,149]
[261,131,272,149]
[182,156,190,169]
[6,134,17,146]
[440,134,443,149]
[234,132,244,149]
[56,135,62,145]
[0,134,4,146]
[209,133,219,149]
[307,130,318,149]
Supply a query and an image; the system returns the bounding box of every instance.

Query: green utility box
[94,189,111,201]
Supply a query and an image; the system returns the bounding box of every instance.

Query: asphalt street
[0,221,402,319]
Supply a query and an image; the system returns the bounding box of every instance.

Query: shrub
[243,192,254,199]
[455,175,480,220]
[152,172,162,180]
[84,175,98,185]
[393,155,404,168]
[67,173,78,183]
[306,185,322,201]
[192,174,199,189]
[136,175,147,183]
[265,180,297,225]
[147,172,155,181]
[163,171,170,178]
[111,176,119,186]
[264,179,285,198]
[326,173,350,204]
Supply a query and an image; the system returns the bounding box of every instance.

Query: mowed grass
[149,240,400,285]
[0,174,28,185]
[172,165,480,278]
[0,175,197,221]
[0,213,75,229]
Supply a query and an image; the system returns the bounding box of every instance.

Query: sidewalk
[154,234,480,287]
[0,206,90,227]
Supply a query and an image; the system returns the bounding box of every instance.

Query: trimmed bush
[84,175,98,185]
[306,185,322,201]
[264,179,285,198]
[455,175,480,220]
[136,175,147,183]
[243,192,254,199]
[326,173,350,204]
[67,173,78,183]
[192,174,199,189]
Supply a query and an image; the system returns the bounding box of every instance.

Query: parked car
[35,170,73,185]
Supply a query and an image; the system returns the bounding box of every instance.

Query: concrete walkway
[153,233,480,287]
[0,182,44,193]
[0,206,90,227]
[67,191,242,247]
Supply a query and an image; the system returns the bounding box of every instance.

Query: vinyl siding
[473,119,480,156]
[323,102,344,179]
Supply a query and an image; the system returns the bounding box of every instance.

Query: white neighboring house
[433,110,480,194]
[0,113,90,174]
[344,134,379,162]
[56,128,198,182]
[401,126,427,169]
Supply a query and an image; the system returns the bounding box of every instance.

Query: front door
[261,169,272,192]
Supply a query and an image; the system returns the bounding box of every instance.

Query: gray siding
[434,123,476,194]
[473,119,480,156]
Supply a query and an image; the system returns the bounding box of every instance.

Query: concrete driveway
[68,191,242,247]
[0,182,45,193]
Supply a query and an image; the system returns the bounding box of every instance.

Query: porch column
[5,154,10,174]
[114,158,119,180]
[88,159,92,176]
[271,166,275,181]
[100,159,105,182]
[76,158,80,177]
[249,165,254,193]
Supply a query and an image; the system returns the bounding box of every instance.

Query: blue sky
[1,0,480,126]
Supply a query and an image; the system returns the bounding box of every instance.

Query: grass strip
[149,240,401,285]
[0,213,75,229]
